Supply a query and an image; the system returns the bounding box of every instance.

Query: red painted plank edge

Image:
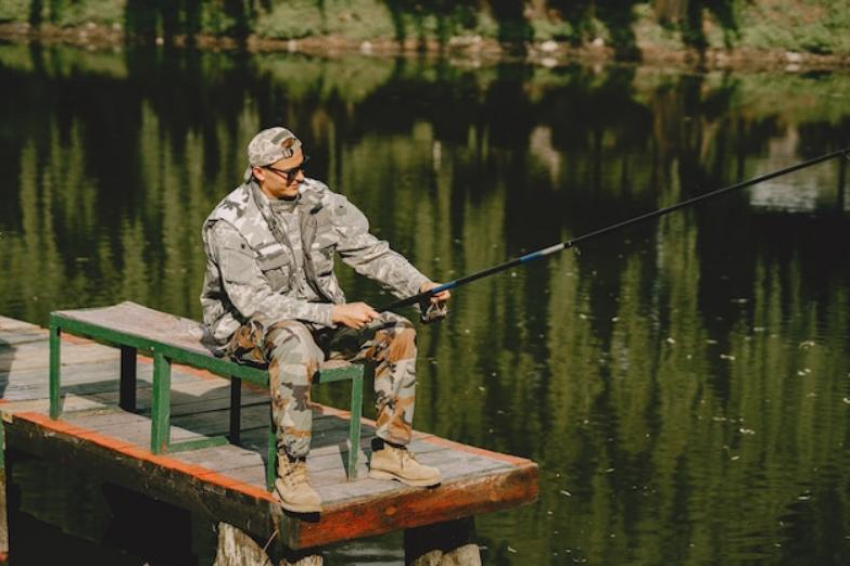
[14,411,275,502]
[298,463,539,548]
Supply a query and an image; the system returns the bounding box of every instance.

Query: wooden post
[119,346,137,412]
[213,523,323,566]
[212,522,273,566]
[404,517,481,566]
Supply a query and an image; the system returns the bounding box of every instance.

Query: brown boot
[369,443,441,487]
[274,456,322,513]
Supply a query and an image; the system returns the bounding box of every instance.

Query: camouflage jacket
[200,179,429,347]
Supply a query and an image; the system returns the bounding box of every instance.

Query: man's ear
[252,166,266,182]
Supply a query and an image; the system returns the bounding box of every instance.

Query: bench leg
[119,346,137,412]
[49,322,62,419]
[229,377,242,444]
[267,409,277,491]
[150,351,172,454]
[347,371,363,480]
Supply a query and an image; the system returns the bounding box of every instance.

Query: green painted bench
[48,301,364,490]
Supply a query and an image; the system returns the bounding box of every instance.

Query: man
[200,127,449,513]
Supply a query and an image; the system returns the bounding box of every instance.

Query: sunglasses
[263,155,310,183]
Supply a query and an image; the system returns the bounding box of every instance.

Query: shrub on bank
[1,0,849,58]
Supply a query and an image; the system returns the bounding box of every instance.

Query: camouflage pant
[225,312,417,459]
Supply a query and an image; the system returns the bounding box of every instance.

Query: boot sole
[274,494,322,514]
[274,488,322,514]
[279,501,322,514]
[368,468,441,488]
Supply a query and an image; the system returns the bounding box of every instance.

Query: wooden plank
[0,316,42,333]
[0,340,118,371]
[0,394,110,416]
[226,440,507,499]
[168,408,350,441]
[56,302,213,357]
[0,329,49,348]
[1,363,122,397]
[315,456,510,506]
[236,424,379,455]
[171,444,265,471]
[65,411,207,447]
[0,358,212,398]
[2,362,243,407]
[64,408,151,429]
[212,462,268,488]
[219,444,375,490]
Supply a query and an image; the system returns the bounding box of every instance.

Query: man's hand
[419,282,450,324]
[332,302,380,329]
[420,282,451,305]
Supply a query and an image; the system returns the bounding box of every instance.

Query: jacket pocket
[257,253,291,293]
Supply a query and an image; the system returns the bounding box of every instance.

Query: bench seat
[48,301,364,490]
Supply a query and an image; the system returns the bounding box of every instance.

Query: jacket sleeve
[331,195,430,299]
[207,221,334,328]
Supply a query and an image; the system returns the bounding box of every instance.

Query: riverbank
[2,21,849,72]
[1,1,850,70]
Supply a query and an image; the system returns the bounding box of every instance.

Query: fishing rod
[380,147,850,313]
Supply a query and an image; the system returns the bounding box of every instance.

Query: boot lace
[284,459,311,487]
[399,447,419,469]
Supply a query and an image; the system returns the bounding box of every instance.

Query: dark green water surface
[2,43,850,565]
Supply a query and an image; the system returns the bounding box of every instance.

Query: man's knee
[266,320,313,350]
[265,320,322,366]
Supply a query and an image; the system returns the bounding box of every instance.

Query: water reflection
[1,44,849,564]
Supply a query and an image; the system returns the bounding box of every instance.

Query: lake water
[1,43,850,564]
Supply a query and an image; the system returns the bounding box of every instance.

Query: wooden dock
[0,314,538,563]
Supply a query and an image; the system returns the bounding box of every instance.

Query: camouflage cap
[244,127,303,181]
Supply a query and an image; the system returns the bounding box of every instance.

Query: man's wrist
[411,274,431,296]
[315,303,335,327]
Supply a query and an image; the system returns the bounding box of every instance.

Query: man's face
[254,148,306,200]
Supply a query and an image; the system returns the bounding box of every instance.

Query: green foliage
[2,0,850,55]
[197,1,245,36]
[0,0,128,26]
[532,18,576,42]
[730,0,850,54]
[26,0,125,27]
[254,0,327,40]
[255,0,398,41]
[0,0,30,23]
